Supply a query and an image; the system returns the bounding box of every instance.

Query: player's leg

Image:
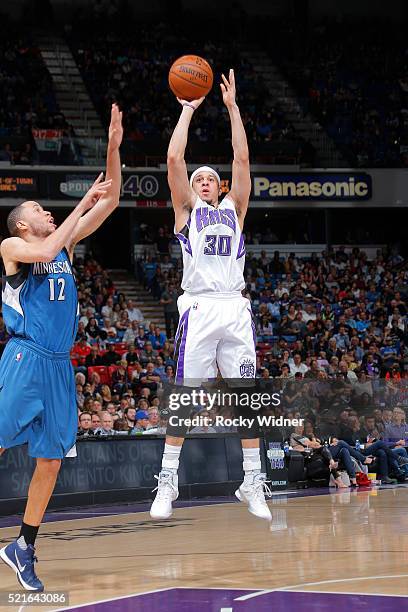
[150,295,218,519]
[217,298,272,521]
[1,458,61,592]
[1,350,77,591]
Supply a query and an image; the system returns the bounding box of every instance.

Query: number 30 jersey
[176,196,246,295]
[2,248,79,352]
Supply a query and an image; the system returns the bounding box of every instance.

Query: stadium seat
[88,366,111,385]
[108,366,119,381]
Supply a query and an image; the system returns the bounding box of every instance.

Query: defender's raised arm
[68,103,123,249]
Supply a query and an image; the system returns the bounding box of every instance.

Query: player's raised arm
[1,175,112,266]
[68,103,123,249]
[221,69,251,226]
[167,97,205,231]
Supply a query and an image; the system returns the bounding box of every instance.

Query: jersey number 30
[204,235,231,256]
[48,277,66,301]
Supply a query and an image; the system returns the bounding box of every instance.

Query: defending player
[0,104,123,591]
[150,70,272,522]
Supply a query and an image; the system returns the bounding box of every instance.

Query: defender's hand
[108,103,123,150]
[79,173,112,212]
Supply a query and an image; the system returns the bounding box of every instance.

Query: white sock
[242,447,261,482]
[162,443,182,472]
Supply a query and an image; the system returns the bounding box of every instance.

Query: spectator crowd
[0,15,76,165]
[0,239,407,485]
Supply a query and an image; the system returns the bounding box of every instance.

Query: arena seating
[262,18,408,167]
[0,18,74,165]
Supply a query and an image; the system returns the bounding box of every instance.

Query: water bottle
[283,441,290,455]
[355,438,360,451]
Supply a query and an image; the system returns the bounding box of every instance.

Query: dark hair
[7,204,25,236]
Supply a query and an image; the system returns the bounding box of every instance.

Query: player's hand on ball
[177,96,205,110]
[220,68,236,108]
[80,173,113,210]
[108,103,123,150]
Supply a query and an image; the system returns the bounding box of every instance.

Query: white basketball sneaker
[235,472,272,521]
[150,470,179,519]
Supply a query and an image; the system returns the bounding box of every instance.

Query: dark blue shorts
[0,337,77,459]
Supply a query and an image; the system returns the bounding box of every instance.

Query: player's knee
[37,458,62,475]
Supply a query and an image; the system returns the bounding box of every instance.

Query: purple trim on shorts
[247,307,257,352]
[176,307,191,384]
[236,233,246,259]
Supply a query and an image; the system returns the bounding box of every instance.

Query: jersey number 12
[48,277,66,301]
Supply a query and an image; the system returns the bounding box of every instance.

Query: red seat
[88,366,110,385]
[108,365,119,381]
[115,342,128,352]
[127,365,139,379]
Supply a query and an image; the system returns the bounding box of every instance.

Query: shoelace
[151,474,177,498]
[253,478,273,501]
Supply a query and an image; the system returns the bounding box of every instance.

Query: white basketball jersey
[176,195,245,294]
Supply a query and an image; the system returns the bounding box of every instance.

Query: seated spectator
[139,361,161,391]
[80,307,96,327]
[162,363,174,382]
[123,407,136,431]
[328,437,374,486]
[148,325,167,349]
[76,382,85,410]
[94,411,116,436]
[85,317,107,342]
[101,297,114,321]
[289,353,309,376]
[140,341,158,364]
[91,411,101,429]
[85,346,104,367]
[115,310,130,332]
[135,326,148,349]
[353,371,373,397]
[100,384,112,405]
[112,363,130,395]
[131,410,149,433]
[102,317,118,339]
[77,412,95,436]
[144,407,160,432]
[72,337,91,360]
[124,343,140,365]
[102,343,121,366]
[105,401,118,416]
[383,407,408,445]
[290,423,347,487]
[126,300,144,323]
[123,320,140,344]
[113,418,130,433]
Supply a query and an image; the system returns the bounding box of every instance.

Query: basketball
[168,55,213,101]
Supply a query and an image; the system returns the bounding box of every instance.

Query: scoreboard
[0,173,38,196]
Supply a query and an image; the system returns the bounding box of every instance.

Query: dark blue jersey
[2,248,79,353]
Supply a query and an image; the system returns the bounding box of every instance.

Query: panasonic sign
[253,173,372,201]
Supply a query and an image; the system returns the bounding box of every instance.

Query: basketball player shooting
[150,69,272,522]
[0,104,123,591]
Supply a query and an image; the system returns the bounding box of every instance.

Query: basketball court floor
[1,485,408,611]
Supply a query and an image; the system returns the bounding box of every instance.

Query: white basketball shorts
[174,292,256,384]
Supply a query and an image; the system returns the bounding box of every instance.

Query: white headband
[189,166,221,187]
